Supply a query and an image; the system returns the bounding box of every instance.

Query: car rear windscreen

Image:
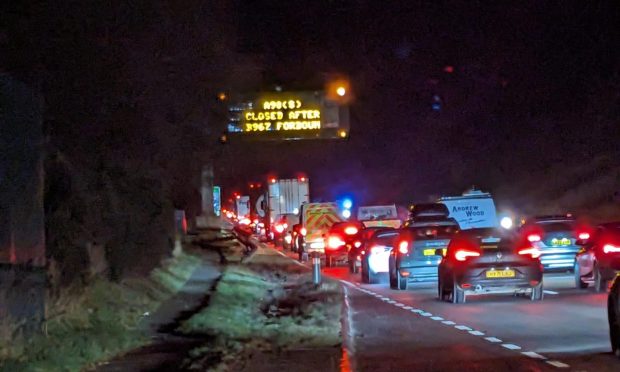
[538,222,574,233]
[408,226,458,239]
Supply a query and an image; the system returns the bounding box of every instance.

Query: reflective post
[312,251,321,285]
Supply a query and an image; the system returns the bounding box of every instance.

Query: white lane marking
[411,309,423,313]
[403,306,413,310]
[387,300,397,304]
[430,316,444,321]
[502,344,522,350]
[546,360,570,368]
[485,337,502,343]
[522,351,546,360]
[455,325,472,331]
[469,330,485,336]
[421,312,433,317]
[543,290,559,295]
[442,320,456,325]
[395,303,405,307]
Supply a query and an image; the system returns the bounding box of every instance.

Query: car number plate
[486,269,515,278]
[423,248,437,256]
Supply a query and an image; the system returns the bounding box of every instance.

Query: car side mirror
[435,248,445,257]
[575,239,589,246]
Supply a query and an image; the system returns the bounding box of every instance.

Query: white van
[438,190,498,230]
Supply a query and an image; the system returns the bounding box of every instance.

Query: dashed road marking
[455,325,472,331]
[522,351,546,360]
[546,361,570,368]
[346,284,570,369]
[543,290,559,295]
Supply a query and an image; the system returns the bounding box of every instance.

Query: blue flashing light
[342,198,353,210]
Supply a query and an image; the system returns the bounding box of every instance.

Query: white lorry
[357,204,401,228]
[438,189,498,230]
[266,178,310,236]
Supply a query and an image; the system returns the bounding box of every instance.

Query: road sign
[213,186,221,217]
[226,91,350,141]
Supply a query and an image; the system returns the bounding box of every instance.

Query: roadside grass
[180,253,342,370]
[0,250,202,372]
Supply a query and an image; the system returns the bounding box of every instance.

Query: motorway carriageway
[269,243,619,371]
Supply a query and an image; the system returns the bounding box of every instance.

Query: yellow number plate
[486,269,515,278]
[423,248,437,256]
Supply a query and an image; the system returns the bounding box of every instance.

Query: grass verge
[0,251,202,372]
[179,253,342,370]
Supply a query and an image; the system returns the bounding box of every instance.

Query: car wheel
[595,264,608,292]
[397,271,407,290]
[438,278,449,301]
[574,262,588,289]
[609,279,620,358]
[389,258,397,289]
[452,280,465,304]
[530,283,544,301]
[361,259,370,283]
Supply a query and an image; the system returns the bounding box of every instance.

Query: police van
[438,190,498,230]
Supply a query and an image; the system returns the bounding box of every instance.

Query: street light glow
[336,86,346,96]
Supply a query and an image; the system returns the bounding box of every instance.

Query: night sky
[218,1,620,208]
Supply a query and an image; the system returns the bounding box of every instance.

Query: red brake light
[518,246,542,259]
[398,241,409,254]
[327,236,345,249]
[344,226,359,235]
[603,244,620,254]
[454,249,481,261]
[354,241,362,248]
[527,234,541,243]
[578,232,590,240]
[300,227,307,236]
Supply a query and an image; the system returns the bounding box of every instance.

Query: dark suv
[438,228,544,303]
[520,215,589,272]
[389,219,458,290]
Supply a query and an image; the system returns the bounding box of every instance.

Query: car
[609,274,620,358]
[403,203,450,227]
[323,221,365,267]
[272,213,299,249]
[389,218,458,290]
[437,228,544,303]
[359,228,397,283]
[520,215,590,272]
[348,226,387,274]
[574,222,620,292]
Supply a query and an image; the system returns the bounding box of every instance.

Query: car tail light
[300,227,307,236]
[454,249,481,261]
[578,232,590,240]
[274,224,284,233]
[527,234,541,243]
[360,250,366,255]
[344,226,359,235]
[370,246,383,255]
[603,244,620,253]
[398,241,409,254]
[327,236,345,249]
[518,246,542,259]
[354,241,362,248]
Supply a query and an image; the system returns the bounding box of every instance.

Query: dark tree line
[1,1,237,284]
